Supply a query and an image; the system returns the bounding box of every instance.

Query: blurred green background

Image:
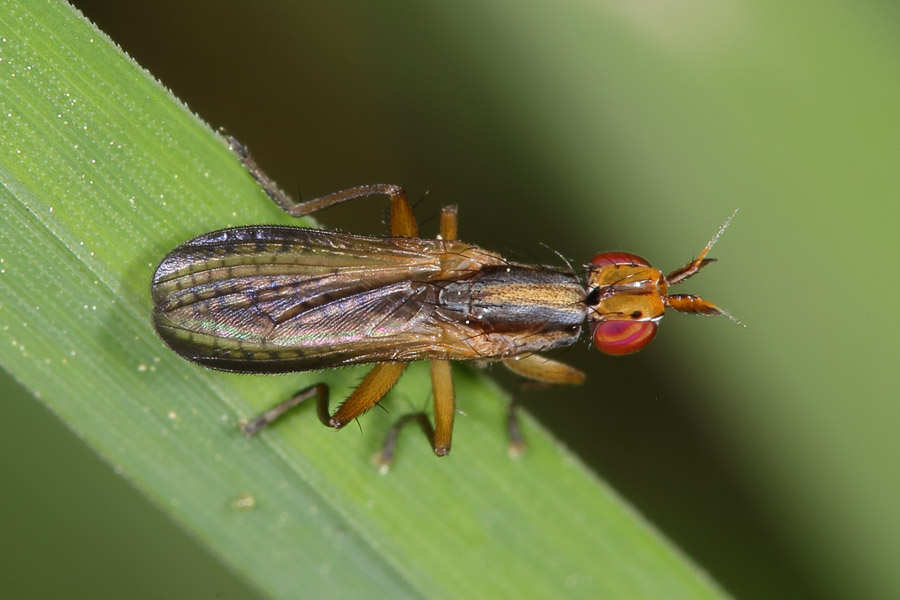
[2,1,898,598]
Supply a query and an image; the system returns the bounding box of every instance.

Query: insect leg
[506,400,527,458]
[373,413,436,473]
[430,359,455,455]
[439,205,458,240]
[329,362,408,428]
[405,205,463,455]
[502,355,586,384]
[502,355,586,456]
[375,205,462,467]
[243,363,409,436]
[228,136,419,237]
[241,383,330,435]
[430,204,460,454]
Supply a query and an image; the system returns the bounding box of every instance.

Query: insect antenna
[717,307,747,328]
[707,208,739,252]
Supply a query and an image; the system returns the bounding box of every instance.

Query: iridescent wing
[151,226,503,372]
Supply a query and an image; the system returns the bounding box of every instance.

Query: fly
[151,137,738,465]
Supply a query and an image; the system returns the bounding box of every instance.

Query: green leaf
[0,2,726,599]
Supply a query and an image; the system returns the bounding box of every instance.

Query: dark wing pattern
[151,226,503,372]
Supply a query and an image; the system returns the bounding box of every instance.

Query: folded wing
[151,226,501,372]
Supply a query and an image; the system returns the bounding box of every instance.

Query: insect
[151,138,737,465]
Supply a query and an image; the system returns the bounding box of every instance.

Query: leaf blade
[0,2,727,599]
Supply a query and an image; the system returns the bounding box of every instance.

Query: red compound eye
[589,252,651,269]
[592,320,658,355]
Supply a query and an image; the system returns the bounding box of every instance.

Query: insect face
[585,252,666,355]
